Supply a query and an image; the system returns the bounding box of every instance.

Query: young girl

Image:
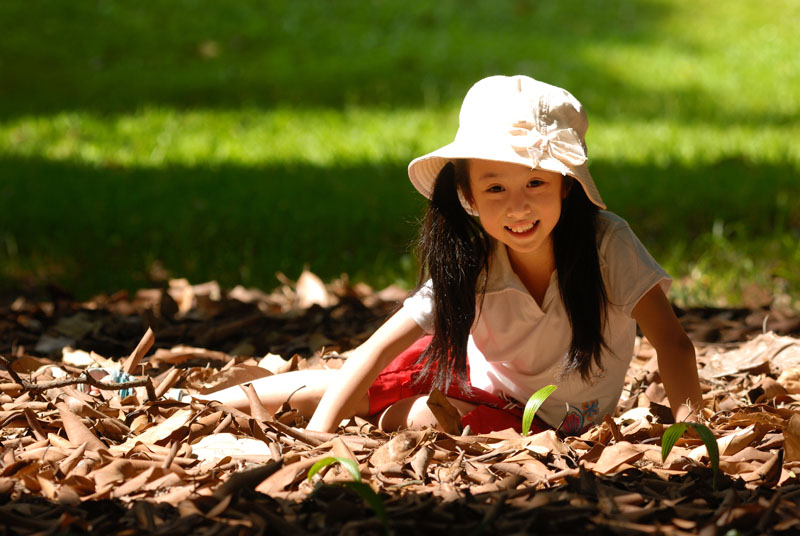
[199,75,703,435]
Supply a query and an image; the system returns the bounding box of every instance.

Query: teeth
[507,221,536,233]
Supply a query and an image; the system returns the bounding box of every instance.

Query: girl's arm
[306,307,424,433]
[632,285,703,422]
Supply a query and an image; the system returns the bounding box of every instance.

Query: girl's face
[467,159,566,262]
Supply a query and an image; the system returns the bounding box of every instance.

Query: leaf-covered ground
[1,274,800,535]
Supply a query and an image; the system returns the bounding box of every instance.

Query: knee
[378,396,438,431]
[407,396,437,428]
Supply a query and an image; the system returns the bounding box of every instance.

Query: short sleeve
[598,214,671,317]
[402,280,435,333]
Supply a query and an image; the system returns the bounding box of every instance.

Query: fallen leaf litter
[1,271,800,535]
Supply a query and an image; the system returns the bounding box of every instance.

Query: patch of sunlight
[2,108,799,170]
[588,120,800,167]
[0,107,457,168]
[578,1,800,119]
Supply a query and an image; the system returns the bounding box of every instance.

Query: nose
[506,195,532,218]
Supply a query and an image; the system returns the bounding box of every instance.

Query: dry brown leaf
[35,471,58,501]
[255,454,330,494]
[594,441,645,475]
[55,402,106,452]
[525,429,569,456]
[296,269,332,308]
[258,353,289,373]
[153,367,183,399]
[190,364,271,394]
[492,461,547,481]
[701,332,800,379]
[92,459,136,489]
[148,346,231,367]
[754,377,789,402]
[112,409,193,453]
[122,327,154,375]
[717,425,760,456]
[16,446,68,464]
[57,443,87,478]
[56,484,82,505]
[142,471,185,492]
[426,388,462,435]
[723,407,788,429]
[330,436,358,463]
[370,430,428,467]
[410,445,433,480]
[783,414,800,462]
[46,433,74,450]
[110,466,159,499]
[777,366,800,384]
[240,383,272,422]
[192,433,271,464]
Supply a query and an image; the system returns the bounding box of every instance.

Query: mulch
[1,272,799,535]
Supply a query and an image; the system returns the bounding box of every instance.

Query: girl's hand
[632,285,704,423]
[306,308,424,433]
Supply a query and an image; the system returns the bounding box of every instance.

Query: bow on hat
[508,121,587,170]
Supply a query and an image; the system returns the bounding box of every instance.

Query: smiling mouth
[504,220,539,234]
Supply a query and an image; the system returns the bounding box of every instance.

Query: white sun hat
[408,75,605,211]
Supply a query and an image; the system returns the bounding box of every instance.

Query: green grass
[1,0,798,307]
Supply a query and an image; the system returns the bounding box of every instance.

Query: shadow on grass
[0,155,425,298]
[4,1,795,126]
[2,154,798,299]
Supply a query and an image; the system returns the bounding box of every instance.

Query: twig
[0,355,156,401]
[0,355,26,386]
[267,419,325,447]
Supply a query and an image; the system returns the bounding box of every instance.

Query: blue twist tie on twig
[110,369,136,398]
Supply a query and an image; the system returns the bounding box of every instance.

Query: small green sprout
[522,385,557,436]
[308,456,390,533]
[661,422,720,489]
[308,456,361,482]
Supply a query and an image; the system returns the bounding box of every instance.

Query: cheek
[475,212,501,237]
[474,194,502,211]
[542,192,563,215]
[473,200,501,223]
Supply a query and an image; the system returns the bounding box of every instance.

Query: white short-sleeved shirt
[403,211,670,433]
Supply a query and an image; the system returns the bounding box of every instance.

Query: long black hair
[415,160,608,390]
[553,177,608,381]
[415,161,491,392]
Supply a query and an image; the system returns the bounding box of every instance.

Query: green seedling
[522,385,557,436]
[308,456,362,482]
[308,456,390,534]
[661,422,719,489]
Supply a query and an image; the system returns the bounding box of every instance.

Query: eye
[527,179,545,188]
[486,185,504,193]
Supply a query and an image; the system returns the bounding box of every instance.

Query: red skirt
[367,336,550,435]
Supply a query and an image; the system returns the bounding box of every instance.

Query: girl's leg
[191,369,371,420]
[376,395,477,431]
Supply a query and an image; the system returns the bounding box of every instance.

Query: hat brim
[408,139,606,212]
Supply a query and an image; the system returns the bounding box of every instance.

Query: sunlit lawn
[1,0,798,307]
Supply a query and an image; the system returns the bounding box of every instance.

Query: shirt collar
[484,239,559,310]
[485,239,531,294]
